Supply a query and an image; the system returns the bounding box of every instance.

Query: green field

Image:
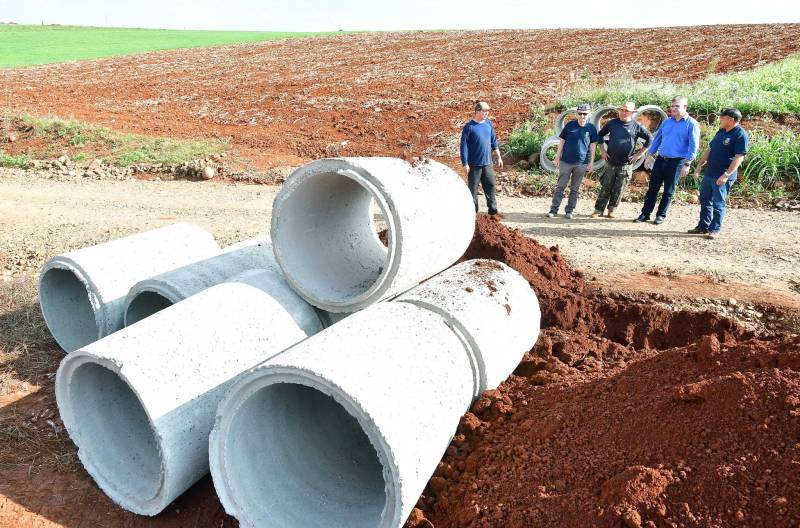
[0,24,338,68]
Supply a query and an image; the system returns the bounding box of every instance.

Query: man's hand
[601,151,608,161]
[680,165,690,178]
[716,173,729,186]
[496,157,503,169]
[554,157,560,169]
[643,154,654,170]
[464,165,470,174]
[694,167,702,178]
[588,161,594,172]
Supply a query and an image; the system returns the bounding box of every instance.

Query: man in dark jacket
[592,102,653,218]
[460,101,504,215]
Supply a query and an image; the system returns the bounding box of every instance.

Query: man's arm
[491,125,503,168]
[598,123,610,161]
[681,120,701,178]
[588,142,596,172]
[555,139,565,168]
[717,154,746,185]
[692,148,711,177]
[460,126,469,172]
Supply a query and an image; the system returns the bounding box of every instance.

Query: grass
[2,113,229,166]
[504,104,552,158]
[0,150,30,168]
[558,53,800,117]
[738,130,800,196]
[0,24,340,68]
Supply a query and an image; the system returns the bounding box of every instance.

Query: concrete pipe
[270,157,475,313]
[123,236,277,326]
[632,105,668,171]
[209,301,475,528]
[397,259,540,397]
[40,223,220,353]
[539,135,561,173]
[55,269,323,516]
[553,107,577,135]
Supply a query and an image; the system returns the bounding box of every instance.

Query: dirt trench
[407,216,799,528]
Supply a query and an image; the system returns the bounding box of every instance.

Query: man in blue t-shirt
[688,108,748,239]
[460,101,504,215]
[548,103,598,219]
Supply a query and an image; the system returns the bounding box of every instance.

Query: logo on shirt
[723,138,731,145]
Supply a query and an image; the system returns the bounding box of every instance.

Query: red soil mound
[406,217,799,528]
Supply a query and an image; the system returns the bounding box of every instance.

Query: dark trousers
[641,156,684,219]
[468,164,497,214]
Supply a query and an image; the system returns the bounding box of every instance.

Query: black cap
[720,108,742,122]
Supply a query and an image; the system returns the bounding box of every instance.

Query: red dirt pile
[405,216,800,527]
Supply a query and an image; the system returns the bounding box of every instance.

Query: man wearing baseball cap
[548,103,598,219]
[688,107,748,239]
[592,101,653,218]
[460,101,504,215]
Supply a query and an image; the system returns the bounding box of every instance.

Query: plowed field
[2,25,800,168]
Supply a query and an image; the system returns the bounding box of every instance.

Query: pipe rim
[39,258,102,352]
[55,353,168,515]
[211,367,401,528]
[271,159,400,312]
[123,283,181,327]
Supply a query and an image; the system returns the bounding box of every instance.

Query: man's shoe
[653,216,665,225]
[546,212,556,218]
[565,212,574,219]
[706,231,720,239]
[633,215,648,223]
[590,211,602,218]
[687,226,708,234]
[606,210,616,219]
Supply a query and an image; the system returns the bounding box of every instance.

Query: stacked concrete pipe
[123,236,277,326]
[209,259,540,528]
[55,269,323,516]
[39,223,221,352]
[270,157,475,313]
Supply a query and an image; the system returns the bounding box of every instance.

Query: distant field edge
[0,24,348,68]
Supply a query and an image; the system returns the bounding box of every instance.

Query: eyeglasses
[577,112,589,116]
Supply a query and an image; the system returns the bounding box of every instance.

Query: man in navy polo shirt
[688,108,748,239]
[548,103,598,219]
[460,101,503,215]
[636,96,700,225]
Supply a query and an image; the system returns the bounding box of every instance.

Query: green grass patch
[0,150,31,168]
[0,24,340,68]
[558,53,800,117]
[503,105,552,158]
[7,113,228,166]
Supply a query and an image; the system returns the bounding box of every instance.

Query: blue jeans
[468,164,497,214]
[640,156,684,219]
[698,174,735,233]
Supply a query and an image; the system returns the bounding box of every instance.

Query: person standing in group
[460,101,503,216]
[636,96,700,224]
[688,108,748,239]
[592,101,653,218]
[547,103,598,219]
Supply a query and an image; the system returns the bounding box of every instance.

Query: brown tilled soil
[2,25,800,169]
[2,214,798,527]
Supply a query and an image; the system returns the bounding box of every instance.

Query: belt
[658,155,685,160]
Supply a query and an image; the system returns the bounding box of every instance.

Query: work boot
[687,226,708,234]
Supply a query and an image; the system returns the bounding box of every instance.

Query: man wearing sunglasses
[548,103,598,219]
[592,101,653,218]
[460,101,504,216]
[635,96,700,225]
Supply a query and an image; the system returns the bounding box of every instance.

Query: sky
[1,0,799,32]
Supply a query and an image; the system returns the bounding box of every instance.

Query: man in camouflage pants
[592,102,653,218]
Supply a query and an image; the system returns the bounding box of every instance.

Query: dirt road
[2,168,798,304]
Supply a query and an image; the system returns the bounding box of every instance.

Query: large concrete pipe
[123,236,277,326]
[270,157,475,313]
[396,259,540,397]
[55,269,323,516]
[209,302,475,528]
[209,260,541,528]
[39,223,220,352]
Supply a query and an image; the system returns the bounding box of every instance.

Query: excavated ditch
[404,216,800,528]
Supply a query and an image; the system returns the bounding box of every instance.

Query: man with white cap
[460,101,504,215]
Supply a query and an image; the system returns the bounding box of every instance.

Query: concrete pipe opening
[216,380,389,527]
[39,266,98,352]
[124,290,174,326]
[57,357,164,512]
[272,166,393,311]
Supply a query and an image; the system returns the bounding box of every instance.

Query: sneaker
[565,212,574,219]
[706,231,720,239]
[590,211,602,218]
[653,216,665,225]
[633,215,648,223]
[546,212,556,218]
[687,226,708,234]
